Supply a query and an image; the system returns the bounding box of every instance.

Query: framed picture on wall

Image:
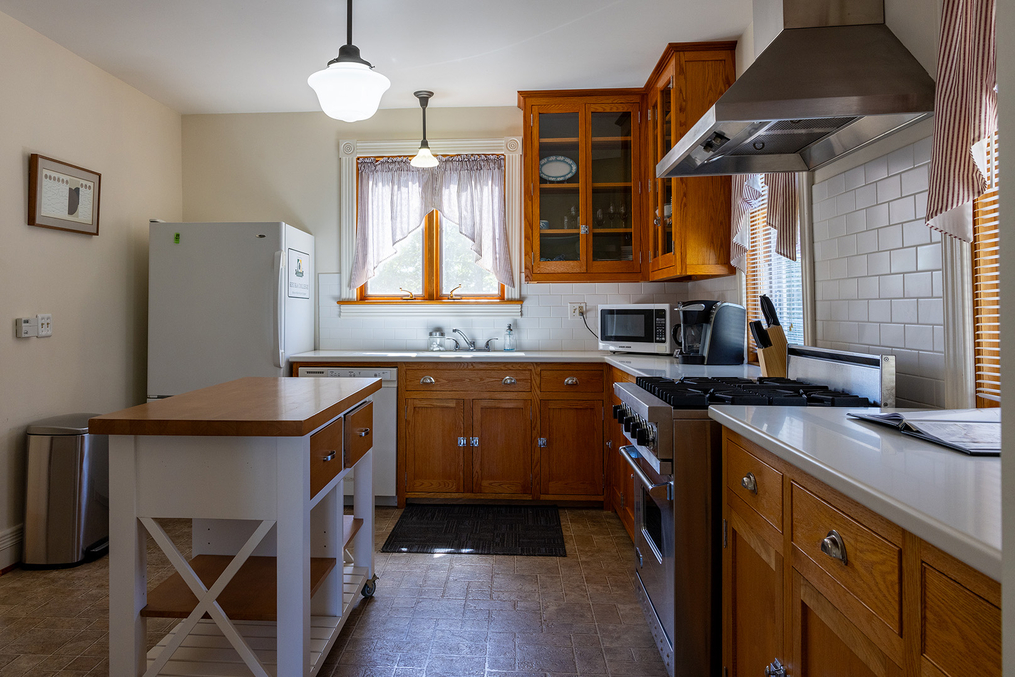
[28,154,101,236]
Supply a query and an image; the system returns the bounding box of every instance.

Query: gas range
[636,375,873,408]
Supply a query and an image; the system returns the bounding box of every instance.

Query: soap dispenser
[503,323,516,351]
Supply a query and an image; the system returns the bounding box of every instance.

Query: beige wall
[0,11,182,566]
[182,107,524,276]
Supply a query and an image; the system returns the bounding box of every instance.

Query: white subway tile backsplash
[856,230,879,255]
[891,299,919,323]
[932,271,943,297]
[902,220,931,247]
[858,323,880,344]
[904,272,933,298]
[890,247,917,273]
[889,196,916,224]
[878,225,903,251]
[879,273,904,298]
[846,210,867,235]
[836,235,857,257]
[901,165,929,196]
[813,180,829,202]
[827,172,846,197]
[887,145,915,175]
[867,203,890,229]
[865,156,889,182]
[867,251,891,275]
[855,183,877,210]
[880,324,905,347]
[836,191,856,216]
[914,136,933,165]
[869,299,892,322]
[917,243,942,271]
[839,278,858,299]
[905,324,934,351]
[848,300,868,321]
[918,298,944,325]
[829,258,848,280]
[857,277,880,299]
[877,175,902,203]
[828,215,847,239]
[844,166,866,191]
[847,255,868,278]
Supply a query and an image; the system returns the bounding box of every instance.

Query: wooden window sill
[337,301,523,318]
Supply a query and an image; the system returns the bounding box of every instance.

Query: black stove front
[635,376,872,409]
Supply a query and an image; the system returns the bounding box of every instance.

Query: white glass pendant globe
[410,146,439,168]
[308,61,390,122]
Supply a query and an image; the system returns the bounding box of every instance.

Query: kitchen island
[90,376,381,677]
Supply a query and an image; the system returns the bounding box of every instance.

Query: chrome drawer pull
[420,375,435,384]
[564,376,579,386]
[820,529,848,565]
[458,437,467,447]
[321,451,337,462]
[502,376,516,385]
[470,437,479,447]
[741,472,758,494]
[357,428,370,437]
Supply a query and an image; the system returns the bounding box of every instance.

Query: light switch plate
[15,317,37,338]
[568,302,587,319]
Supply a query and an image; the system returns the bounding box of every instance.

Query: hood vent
[657,1,935,177]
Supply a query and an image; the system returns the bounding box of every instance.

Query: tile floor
[0,507,667,677]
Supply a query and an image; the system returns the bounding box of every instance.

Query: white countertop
[708,405,1001,580]
[291,350,761,380]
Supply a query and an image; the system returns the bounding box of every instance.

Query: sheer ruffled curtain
[349,154,513,289]
[730,173,765,272]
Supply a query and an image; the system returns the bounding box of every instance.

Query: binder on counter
[847,409,1001,456]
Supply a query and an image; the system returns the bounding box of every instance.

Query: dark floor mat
[380,504,567,557]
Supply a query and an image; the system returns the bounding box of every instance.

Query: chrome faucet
[452,328,475,351]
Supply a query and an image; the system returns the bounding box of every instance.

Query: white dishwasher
[297,366,397,506]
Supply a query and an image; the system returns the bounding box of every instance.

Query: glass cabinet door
[588,105,640,273]
[657,70,675,263]
[533,107,583,273]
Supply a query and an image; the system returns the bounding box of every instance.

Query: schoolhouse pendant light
[307,0,390,122]
[410,90,439,168]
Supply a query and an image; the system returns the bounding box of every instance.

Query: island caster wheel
[361,575,377,597]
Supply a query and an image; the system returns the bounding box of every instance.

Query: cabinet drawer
[922,564,1001,676]
[404,367,531,392]
[791,483,901,632]
[310,417,343,497]
[538,368,604,393]
[726,439,782,531]
[343,401,373,470]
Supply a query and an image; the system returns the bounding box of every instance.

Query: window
[972,132,1000,407]
[743,180,803,361]
[361,210,502,300]
[350,153,512,304]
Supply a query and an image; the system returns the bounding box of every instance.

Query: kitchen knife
[759,294,780,326]
[749,320,772,349]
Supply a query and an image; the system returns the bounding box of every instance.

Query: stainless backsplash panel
[787,345,896,406]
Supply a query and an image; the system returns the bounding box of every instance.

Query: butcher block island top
[89,376,381,436]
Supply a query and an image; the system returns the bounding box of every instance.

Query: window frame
[336,138,523,318]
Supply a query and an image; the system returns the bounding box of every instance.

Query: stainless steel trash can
[23,414,109,567]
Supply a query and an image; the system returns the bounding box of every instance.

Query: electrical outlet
[15,317,37,338]
[36,314,52,337]
[568,302,587,319]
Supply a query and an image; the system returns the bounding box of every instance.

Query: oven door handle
[620,446,673,501]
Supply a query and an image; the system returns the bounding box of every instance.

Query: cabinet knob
[741,472,758,495]
[357,428,370,437]
[502,376,517,385]
[420,375,436,385]
[322,451,337,462]
[564,376,579,386]
[820,529,848,565]
[764,659,785,677]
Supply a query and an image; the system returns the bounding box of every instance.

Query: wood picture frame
[28,154,101,236]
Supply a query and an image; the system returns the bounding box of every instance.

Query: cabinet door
[649,61,678,276]
[531,103,585,275]
[791,571,900,677]
[725,505,784,677]
[472,399,532,495]
[405,399,465,493]
[588,103,642,275]
[539,399,604,496]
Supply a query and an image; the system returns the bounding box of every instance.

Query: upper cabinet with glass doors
[519,91,645,282]
[646,42,737,280]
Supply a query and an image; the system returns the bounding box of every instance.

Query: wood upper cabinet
[519,91,646,282]
[472,399,533,495]
[538,399,604,497]
[647,42,737,281]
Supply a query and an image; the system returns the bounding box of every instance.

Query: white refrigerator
[147,221,315,399]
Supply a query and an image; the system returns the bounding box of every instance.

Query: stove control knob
[613,404,624,421]
[624,416,636,433]
[636,426,650,446]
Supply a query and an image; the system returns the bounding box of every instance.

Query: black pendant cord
[420,103,429,148]
[328,0,372,66]
[346,0,353,46]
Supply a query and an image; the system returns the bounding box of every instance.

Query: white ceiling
[0,0,751,115]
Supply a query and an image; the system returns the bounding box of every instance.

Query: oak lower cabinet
[404,397,533,499]
[721,429,1001,677]
[538,399,604,498]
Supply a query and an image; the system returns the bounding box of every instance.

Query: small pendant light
[410,90,439,168]
[308,0,390,122]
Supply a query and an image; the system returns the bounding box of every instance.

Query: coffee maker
[674,300,746,364]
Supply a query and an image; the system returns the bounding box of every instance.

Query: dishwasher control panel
[298,367,393,380]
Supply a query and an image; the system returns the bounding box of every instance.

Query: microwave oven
[598,304,672,354]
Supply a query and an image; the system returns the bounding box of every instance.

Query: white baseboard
[0,524,23,570]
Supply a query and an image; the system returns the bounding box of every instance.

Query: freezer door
[283,224,315,361]
[148,222,287,397]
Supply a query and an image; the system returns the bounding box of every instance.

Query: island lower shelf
[143,516,365,621]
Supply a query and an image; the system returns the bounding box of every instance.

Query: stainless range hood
[657,0,935,177]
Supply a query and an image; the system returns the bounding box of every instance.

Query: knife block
[758,325,787,378]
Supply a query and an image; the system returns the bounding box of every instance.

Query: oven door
[622,446,675,649]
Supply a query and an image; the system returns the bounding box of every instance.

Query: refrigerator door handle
[273,250,284,368]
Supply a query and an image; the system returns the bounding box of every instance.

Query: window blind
[744,182,804,361]
[972,132,1000,407]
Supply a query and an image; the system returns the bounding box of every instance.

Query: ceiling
[0,0,751,115]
